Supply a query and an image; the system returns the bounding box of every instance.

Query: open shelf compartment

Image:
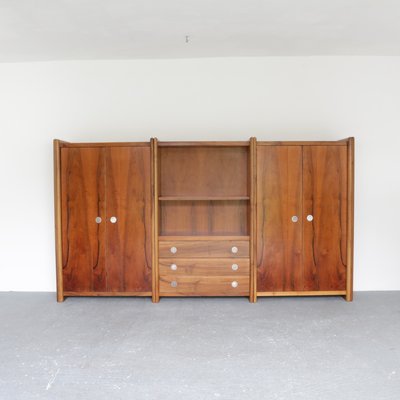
[158,145,251,237]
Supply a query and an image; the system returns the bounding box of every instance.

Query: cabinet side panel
[346,138,355,301]
[303,146,347,291]
[256,146,303,292]
[106,146,152,292]
[54,140,63,301]
[61,147,106,292]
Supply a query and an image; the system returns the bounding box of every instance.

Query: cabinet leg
[152,295,160,303]
[57,293,65,302]
[249,294,257,303]
[345,292,353,302]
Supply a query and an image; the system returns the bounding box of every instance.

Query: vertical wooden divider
[249,137,257,302]
[151,138,160,302]
[54,139,64,302]
[346,137,355,301]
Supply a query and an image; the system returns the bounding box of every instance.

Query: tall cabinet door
[256,146,303,292]
[61,147,107,292]
[105,146,152,293]
[302,146,347,291]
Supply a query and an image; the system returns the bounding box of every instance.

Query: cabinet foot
[57,294,65,302]
[344,293,353,302]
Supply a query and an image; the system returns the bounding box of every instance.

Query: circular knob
[171,281,178,288]
[110,216,117,224]
[95,217,102,224]
[307,215,314,222]
[231,264,239,271]
[231,246,238,254]
[170,263,177,271]
[231,281,238,288]
[291,216,298,223]
[170,246,177,254]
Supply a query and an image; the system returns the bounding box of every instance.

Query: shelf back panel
[159,146,249,197]
[160,200,249,236]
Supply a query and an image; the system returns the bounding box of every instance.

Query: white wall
[0,57,399,292]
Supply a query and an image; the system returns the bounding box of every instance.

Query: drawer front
[159,258,249,276]
[159,240,249,258]
[160,275,249,296]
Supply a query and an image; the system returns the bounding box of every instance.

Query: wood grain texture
[159,196,250,201]
[61,147,107,292]
[159,240,250,258]
[64,291,152,297]
[258,141,347,146]
[257,291,346,297]
[159,236,250,240]
[158,141,250,147]
[151,138,160,302]
[302,146,347,291]
[160,200,249,236]
[159,258,250,276]
[250,137,257,302]
[159,146,249,197]
[346,138,355,301]
[105,146,152,292]
[54,139,64,302]
[160,275,249,296]
[61,142,149,148]
[256,146,303,292]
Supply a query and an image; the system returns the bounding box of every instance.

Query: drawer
[159,258,249,276]
[159,240,249,258]
[160,275,249,296]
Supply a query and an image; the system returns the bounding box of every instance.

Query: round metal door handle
[110,216,117,224]
[171,281,178,288]
[95,217,102,224]
[307,215,314,222]
[170,246,177,254]
[231,246,238,254]
[231,281,239,288]
[291,216,298,223]
[231,264,239,271]
[170,264,177,271]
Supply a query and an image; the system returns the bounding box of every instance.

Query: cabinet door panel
[61,148,106,292]
[106,147,152,292]
[303,146,347,291]
[256,146,303,292]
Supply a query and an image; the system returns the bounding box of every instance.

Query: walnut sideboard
[54,138,354,302]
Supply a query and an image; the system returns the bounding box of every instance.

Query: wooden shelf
[159,196,250,201]
[159,235,250,241]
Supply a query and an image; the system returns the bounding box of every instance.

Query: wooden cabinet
[155,143,252,299]
[256,142,353,300]
[56,143,152,299]
[54,138,354,302]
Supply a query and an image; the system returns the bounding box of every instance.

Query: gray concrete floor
[0,292,399,400]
